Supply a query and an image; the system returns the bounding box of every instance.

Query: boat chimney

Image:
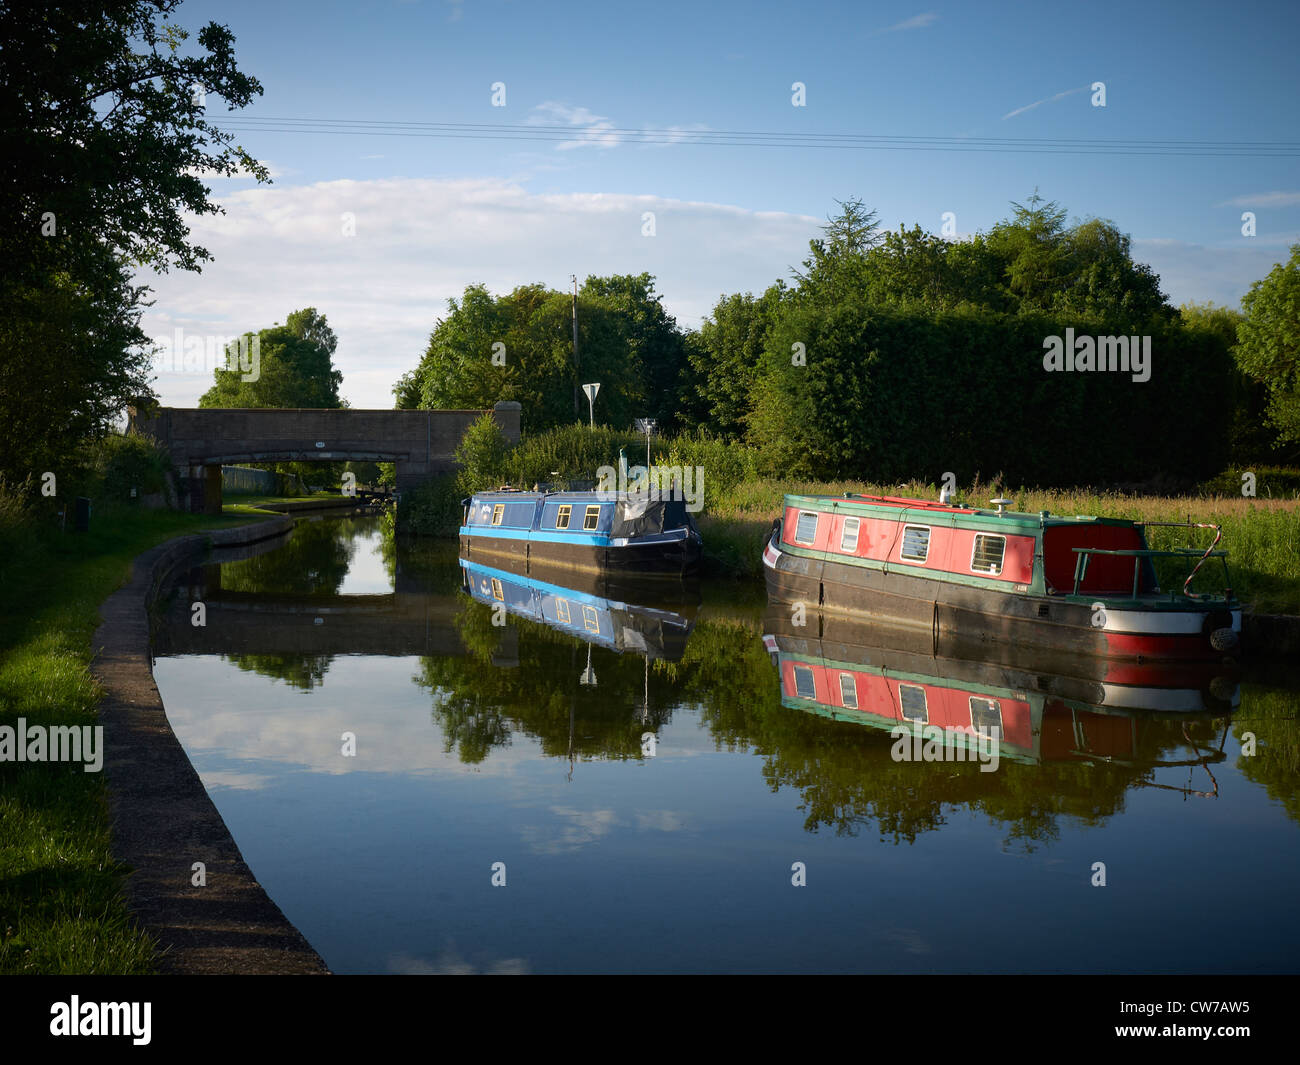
[939,484,952,504]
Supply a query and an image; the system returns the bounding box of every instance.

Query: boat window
[901,524,930,563]
[794,511,819,545]
[583,505,601,531]
[582,605,600,633]
[970,534,1006,575]
[839,673,858,709]
[969,697,1001,738]
[556,599,571,624]
[555,504,572,529]
[793,665,816,699]
[490,578,504,601]
[899,684,928,723]
[491,504,505,526]
[841,517,860,553]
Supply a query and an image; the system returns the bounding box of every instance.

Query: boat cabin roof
[787,493,1139,531]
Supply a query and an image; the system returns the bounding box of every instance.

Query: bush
[453,412,511,498]
[1198,466,1300,499]
[85,431,172,504]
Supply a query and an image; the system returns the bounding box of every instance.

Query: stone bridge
[128,402,521,513]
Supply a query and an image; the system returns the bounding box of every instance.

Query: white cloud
[1001,85,1088,121]
[1217,191,1300,208]
[527,101,622,150]
[871,12,939,35]
[137,177,819,408]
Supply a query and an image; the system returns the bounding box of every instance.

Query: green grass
[223,490,341,509]
[698,477,1300,614]
[0,505,276,973]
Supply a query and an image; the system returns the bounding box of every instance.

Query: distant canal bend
[151,515,1300,974]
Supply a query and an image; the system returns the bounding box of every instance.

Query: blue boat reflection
[460,558,698,661]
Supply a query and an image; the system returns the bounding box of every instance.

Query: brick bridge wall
[128,403,522,513]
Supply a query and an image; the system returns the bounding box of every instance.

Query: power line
[209,115,1300,157]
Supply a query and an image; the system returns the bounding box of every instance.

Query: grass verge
[0,505,276,973]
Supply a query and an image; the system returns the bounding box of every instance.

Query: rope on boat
[1179,523,1222,600]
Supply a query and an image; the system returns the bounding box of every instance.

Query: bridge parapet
[128,402,522,513]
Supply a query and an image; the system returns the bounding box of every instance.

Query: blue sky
[145,0,1300,408]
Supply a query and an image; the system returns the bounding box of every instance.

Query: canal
[151,515,1300,973]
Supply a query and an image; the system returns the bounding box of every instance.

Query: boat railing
[1071,544,1232,601]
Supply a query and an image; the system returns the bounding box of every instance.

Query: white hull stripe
[1102,609,1241,636]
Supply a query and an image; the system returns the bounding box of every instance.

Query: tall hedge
[747,303,1233,487]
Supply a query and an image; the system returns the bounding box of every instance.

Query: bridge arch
[128,403,521,513]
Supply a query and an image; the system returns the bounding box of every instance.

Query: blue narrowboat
[461,558,697,660]
[460,489,702,577]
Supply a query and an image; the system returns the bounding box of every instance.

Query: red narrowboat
[763,493,1242,662]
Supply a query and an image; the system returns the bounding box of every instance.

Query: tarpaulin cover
[610,496,696,539]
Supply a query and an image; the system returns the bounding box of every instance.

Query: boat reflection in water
[763,605,1238,786]
[459,557,698,662]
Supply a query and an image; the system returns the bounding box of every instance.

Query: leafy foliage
[1236,244,1300,445]
[399,274,683,433]
[0,0,266,487]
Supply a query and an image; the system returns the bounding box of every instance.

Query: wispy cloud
[871,12,939,36]
[527,101,622,150]
[1002,85,1088,121]
[1218,191,1300,208]
[642,123,712,149]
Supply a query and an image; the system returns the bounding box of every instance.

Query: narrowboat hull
[460,489,702,579]
[763,495,1242,663]
[460,527,700,577]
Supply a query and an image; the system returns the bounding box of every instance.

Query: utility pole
[571,274,580,419]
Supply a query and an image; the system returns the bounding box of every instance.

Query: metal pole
[571,274,580,419]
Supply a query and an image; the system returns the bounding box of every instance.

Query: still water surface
[152,516,1300,973]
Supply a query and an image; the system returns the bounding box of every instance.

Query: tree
[687,284,786,436]
[582,273,688,429]
[0,0,265,486]
[791,198,882,301]
[986,191,1071,310]
[1236,244,1300,444]
[199,308,344,409]
[399,276,673,433]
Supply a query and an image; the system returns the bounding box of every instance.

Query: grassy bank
[0,505,275,974]
[700,478,1300,614]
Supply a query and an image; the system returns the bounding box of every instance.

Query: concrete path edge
[90,517,330,974]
